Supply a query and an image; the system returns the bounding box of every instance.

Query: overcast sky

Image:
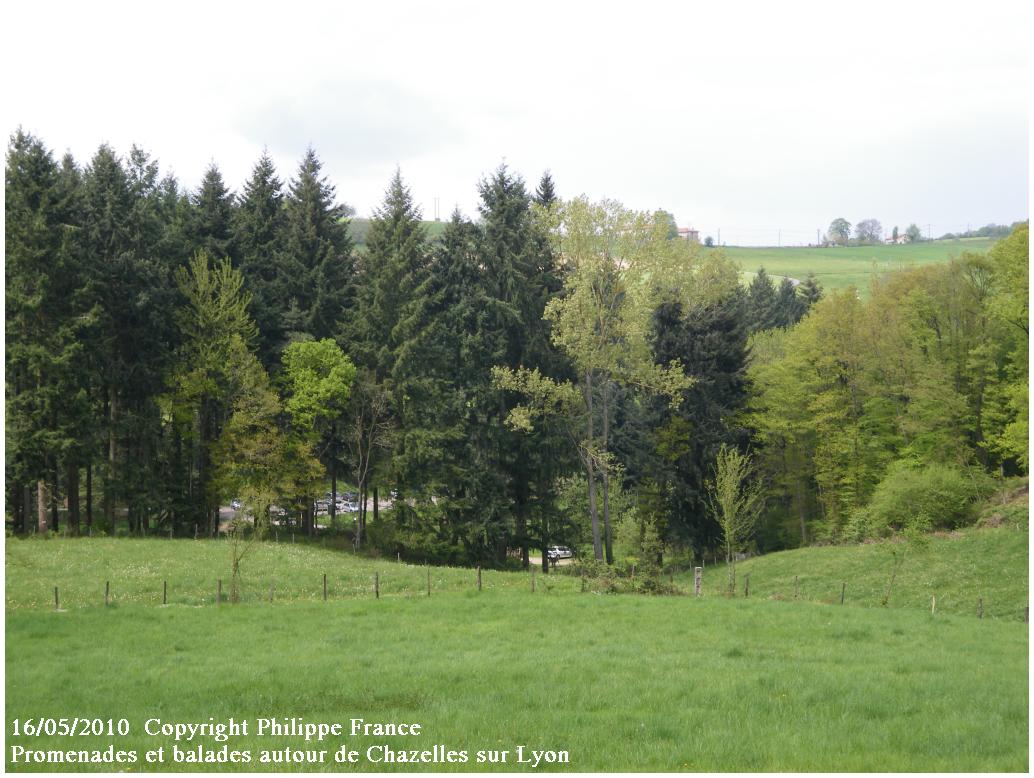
[3,1,1028,245]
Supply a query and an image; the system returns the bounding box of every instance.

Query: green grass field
[350,218,448,251]
[694,524,1029,621]
[4,531,1029,771]
[725,237,997,294]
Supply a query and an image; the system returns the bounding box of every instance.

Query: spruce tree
[282,147,354,341]
[533,170,557,207]
[746,267,779,332]
[774,276,806,328]
[191,162,236,263]
[798,271,823,310]
[234,151,289,368]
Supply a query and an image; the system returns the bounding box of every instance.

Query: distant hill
[349,218,449,251]
[724,237,998,294]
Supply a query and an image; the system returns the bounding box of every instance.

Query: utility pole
[717,227,721,246]
[778,228,781,248]
[816,228,820,246]
[927,223,931,240]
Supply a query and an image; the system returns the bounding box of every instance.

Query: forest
[5,129,1029,570]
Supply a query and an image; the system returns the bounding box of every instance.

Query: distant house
[677,226,699,242]
[886,233,909,244]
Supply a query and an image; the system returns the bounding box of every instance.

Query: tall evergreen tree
[773,276,806,328]
[533,170,557,207]
[233,151,289,369]
[191,163,236,263]
[282,147,354,341]
[798,272,823,310]
[746,267,780,332]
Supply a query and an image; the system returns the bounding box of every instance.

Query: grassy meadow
[5,531,1030,771]
[725,237,996,294]
[6,587,1028,771]
[693,523,1029,621]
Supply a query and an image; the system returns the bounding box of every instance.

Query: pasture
[724,237,997,294]
[5,537,1029,771]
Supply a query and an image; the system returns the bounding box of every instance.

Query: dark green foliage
[745,267,779,332]
[773,276,806,327]
[797,271,823,309]
[282,147,354,341]
[233,152,289,368]
[649,290,751,551]
[533,170,557,207]
[190,163,235,263]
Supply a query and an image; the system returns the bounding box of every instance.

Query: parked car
[546,545,574,561]
[230,499,242,511]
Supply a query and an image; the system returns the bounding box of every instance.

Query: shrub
[846,461,996,540]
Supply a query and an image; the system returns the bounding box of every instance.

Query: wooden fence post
[531,568,536,593]
[269,584,274,603]
[744,574,750,598]
[323,573,327,601]
[793,576,799,600]
[104,581,109,607]
[217,579,222,605]
[427,568,431,597]
[476,566,482,591]
[163,580,167,605]
[374,572,379,599]
[840,582,846,605]
[930,595,936,615]
[54,586,59,610]
[694,567,702,597]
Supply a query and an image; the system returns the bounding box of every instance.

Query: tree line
[6,129,1026,569]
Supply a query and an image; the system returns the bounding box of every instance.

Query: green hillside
[695,484,1028,620]
[725,237,997,294]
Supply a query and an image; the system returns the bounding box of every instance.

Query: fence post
[581,571,586,593]
[477,566,482,591]
[840,582,845,605]
[163,580,167,606]
[217,579,222,605]
[269,583,274,603]
[374,572,379,599]
[194,524,198,540]
[531,568,536,593]
[744,574,750,598]
[104,581,109,607]
[323,573,327,601]
[427,568,431,597]
[794,576,799,600]
[54,586,59,610]
[694,567,702,597]
[930,595,936,615]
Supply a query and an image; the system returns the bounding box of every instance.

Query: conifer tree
[533,170,557,207]
[234,151,289,368]
[798,271,823,310]
[282,147,354,341]
[774,276,806,328]
[746,267,780,332]
[191,163,236,263]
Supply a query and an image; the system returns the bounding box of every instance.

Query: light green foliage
[280,339,356,431]
[707,444,764,593]
[845,461,996,540]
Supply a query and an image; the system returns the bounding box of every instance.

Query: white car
[546,545,574,561]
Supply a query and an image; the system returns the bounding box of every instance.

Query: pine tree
[746,267,779,332]
[233,151,289,368]
[282,147,354,341]
[347,168,428,379]
[190,163,235,263]
[773,276,806,328]
[798,272,823,310]
[533,170,557,207]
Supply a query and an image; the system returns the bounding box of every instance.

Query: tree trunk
[49,461,60,532]
[67,461,80,536]
[24,485,33,534]
[584,371,603,561]
[373,486,379,524]
[601,380,613,565]
[85,461,93,531]
[106,385,118,535]
[37,479,48,534]
[330,452,337,528]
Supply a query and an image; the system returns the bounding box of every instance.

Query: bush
[571,558,682,595]
[846,461,996,540]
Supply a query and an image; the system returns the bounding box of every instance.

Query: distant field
[349,218,449,251]
[725,237,997,294]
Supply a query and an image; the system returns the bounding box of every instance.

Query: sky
[3,0,1029,245]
